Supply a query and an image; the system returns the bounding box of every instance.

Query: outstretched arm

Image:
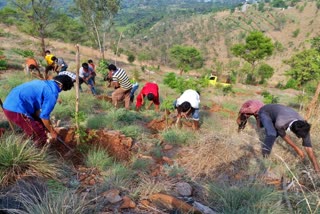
[305,147,320,173]
[282,135,305,158]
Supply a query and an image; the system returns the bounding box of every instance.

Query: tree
[7,0,57,55]
[284,49,320,87]
[231,31,274,84]
[257,63,274,84]
[169,45,204,75]
[75,0,120,59]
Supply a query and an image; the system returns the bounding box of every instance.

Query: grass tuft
[0,134,60,187]
[85,147,113,171]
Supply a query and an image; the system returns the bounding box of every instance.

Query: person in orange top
[25,58,41,76]
[136,82,160,112]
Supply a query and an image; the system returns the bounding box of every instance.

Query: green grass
[160,127,193,145]
[85,147,113,171]
[207,182,285,214]
[0,134,60,187]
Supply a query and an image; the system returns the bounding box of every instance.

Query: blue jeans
[80,77,96,95]
[173,100,199,121]
[130,83,139,101]
[259,111,278,156]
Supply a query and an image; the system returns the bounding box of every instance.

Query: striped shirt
[112,68,132,90]
[59,71,76,81]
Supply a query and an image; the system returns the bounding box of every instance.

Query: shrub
[85,147,113,171]
[0,134,59,187]
[0,50,7,70]
[11,48,34,57]
[207,182,285,213]
[261,91,279,104]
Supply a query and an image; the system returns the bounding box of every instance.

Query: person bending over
[136,82,160,112]
[3,75,74,147]
[237,100,264,132]
[258,104,320,172]
[174,89,200,130]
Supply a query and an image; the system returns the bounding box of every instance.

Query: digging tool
[0,98,15,132]
[56,136,75,157]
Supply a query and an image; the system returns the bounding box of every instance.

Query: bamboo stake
[75,44,80,145]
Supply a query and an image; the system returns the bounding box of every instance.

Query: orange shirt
[26,58,38,67]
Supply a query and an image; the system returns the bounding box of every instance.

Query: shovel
[0,98,15,132]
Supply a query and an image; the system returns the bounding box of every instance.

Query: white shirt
[176,89,200,109]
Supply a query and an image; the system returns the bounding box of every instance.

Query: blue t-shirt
[3,80,60,120]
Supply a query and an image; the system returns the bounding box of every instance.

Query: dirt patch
[54,127,133,163]
[210,102,236,116]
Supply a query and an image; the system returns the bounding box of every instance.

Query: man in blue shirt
[3,75,74,147]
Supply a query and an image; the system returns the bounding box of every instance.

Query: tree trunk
[305,81,320,120]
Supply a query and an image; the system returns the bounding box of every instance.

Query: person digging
[238,101,320,173]
[174,89,200,130]
[2,75,74,147]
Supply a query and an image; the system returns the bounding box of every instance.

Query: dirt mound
[55,127,133,162]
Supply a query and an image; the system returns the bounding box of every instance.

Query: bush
[0,134,59,187]
[261,91,279,104]
[85,147,113,171]
[0,50,7,70]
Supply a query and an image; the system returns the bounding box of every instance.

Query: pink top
[239,100,264,115]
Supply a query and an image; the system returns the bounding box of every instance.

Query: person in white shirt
[174,89,200,130]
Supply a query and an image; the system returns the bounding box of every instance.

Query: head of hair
[88,59,93,63]
[291,120,311,138]
[108,64,117,71]
[29,64,36,70]
[51,56,57,61]
[178,101,192,112]
[45,50,51,54]
[82,63,89,69]
[53,75,74,91]
[146,93,154,101]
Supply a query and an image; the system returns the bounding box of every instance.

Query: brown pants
[112,87,132,109]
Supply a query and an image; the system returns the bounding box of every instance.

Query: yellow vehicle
[208,74,231,87]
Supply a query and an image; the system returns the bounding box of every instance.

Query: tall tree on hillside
[231,31,274,84]
[7,0,57,55]
[169,45,204,75]
[75,0,120,59]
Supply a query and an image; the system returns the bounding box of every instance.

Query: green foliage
[131,158,152,172]
[284,49,320,87]
[274,41,285,52]
[231,31,274,66]
[207,182,285,213]
[18,190,94,214]
[96,59,109,76]
[284,78,299,90]
[261,91,279,104]
[292,29,300,38]
[160,128,193,146]
[271,0,287,8]
[0,134,59,186]
[11,48,34,57]
[257,63,274,84]
[120,125,143,138]
[104,163,135,189]
[169,45,204,74]
[222,85,234,96]
[0,50,7,70]
[163,72,204,93]
[310,36,320,52]
[127,53,135,63]
[85,147,113,171]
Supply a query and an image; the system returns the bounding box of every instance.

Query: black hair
[147,93,154,101]
[290,120,311,138]
[88,59,93,63]
[29,65,36,70]
[108,64,117,71]
[53,75,74,91]
[51,56,57,61]
[82,63,89,69]
[178,101,192,113]
[45,50,50,54]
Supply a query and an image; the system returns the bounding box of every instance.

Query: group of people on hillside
[3,52,320,174]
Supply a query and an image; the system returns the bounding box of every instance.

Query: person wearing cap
[2,75,74,147]
[44,50,56,79]
[237,100,264,132]
[79,63,97,95]
[174,89,200,130]
[136,82,160,112]
[25,57,41,76]
[257,104,320,172]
